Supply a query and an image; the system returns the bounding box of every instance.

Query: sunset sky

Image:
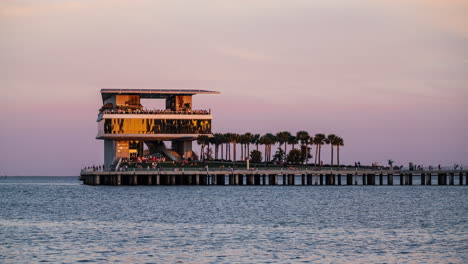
[1,0,467,176]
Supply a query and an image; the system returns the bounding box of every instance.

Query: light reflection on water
[0,177,467,263]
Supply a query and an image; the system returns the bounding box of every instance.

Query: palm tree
[276,132,286,153]
[229,133,240,164]
[259,133,276,162]
[196,135,209,161]
[276,131,291,155]
[314,133,326,167]
[224,133,232,161]
[218,133,226,161]
[252,134,261,151]
[244,132,253,159]
[335,136,344,167]
[296,131,310,164]
[239,133,252,161]
[288,135,298,150]
[326,134,337,168]
[212,133,225,160]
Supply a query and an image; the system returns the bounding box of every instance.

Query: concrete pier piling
[320,174,324,185]
[302,174,306,185]
[362,174,367,185]
[337,174,342,185]
[270,174,278,185]
[307,174,313,185]
[254,175,261,185]
[247,174,254,185]
[288,174,294,185]
[379,173,383,185]
[449,173,455,185]
[400,174,404,185]
[426,173,431,185]
[347,174,353,185]
[388,173,393,185]
[421,173,425,185]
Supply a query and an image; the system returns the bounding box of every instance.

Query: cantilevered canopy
[101,88,220,101]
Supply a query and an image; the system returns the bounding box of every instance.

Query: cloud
[377,0,468,37]
[216,47,273,62]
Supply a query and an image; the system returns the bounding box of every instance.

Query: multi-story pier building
[96,89,219,168]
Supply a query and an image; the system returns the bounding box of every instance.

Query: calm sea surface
[0,176,467,263]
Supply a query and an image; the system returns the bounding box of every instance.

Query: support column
[288,174,294,185]
[362,174,367,185]
[254,174,261,185]
[270,174,278,185]
[307,174,313,185]
[388,173,393,185]
[460,172,464,185]
[247,174,254,185]
[409,174,413,185]
[147,175,152,185]
[379,173,383,185]
[449,173,455,185]
[421,173,425,185]
[426,173,431,185]
[155,174,161,185]
[337,174,342,186]
[346,174,352,185]
[320,174,324,185]
[302,174,306,185]
[400,173,404,185]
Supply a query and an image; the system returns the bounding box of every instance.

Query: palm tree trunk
[233,143,236,163]
[240,143,243,161]
[318,145,322,167]
[305,144,308,165]
[337,146,340,167]
[315,145,319,166]
[200,145,203,161]
[330,145,334,168]
[221,144,224,162]
[285,143,288,156]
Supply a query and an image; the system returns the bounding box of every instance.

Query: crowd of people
[101,109,211,115]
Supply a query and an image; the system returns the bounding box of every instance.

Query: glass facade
[103,118,211,134]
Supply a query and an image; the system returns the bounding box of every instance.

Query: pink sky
[1,0,467,176]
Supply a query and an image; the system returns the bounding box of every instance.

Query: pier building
[96,89,219,168]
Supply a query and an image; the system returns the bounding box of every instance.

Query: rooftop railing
[101,109,211,115]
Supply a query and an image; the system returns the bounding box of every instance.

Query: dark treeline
[197,132,344,167]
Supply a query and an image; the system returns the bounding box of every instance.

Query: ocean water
[0,177,467,263]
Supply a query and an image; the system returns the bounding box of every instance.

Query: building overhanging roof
[101,88,220,101]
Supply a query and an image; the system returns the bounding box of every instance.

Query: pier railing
[81,167,463,174]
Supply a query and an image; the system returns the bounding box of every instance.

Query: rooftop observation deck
[101,88,220,101]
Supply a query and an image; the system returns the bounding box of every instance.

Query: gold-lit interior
[104,118,211,134]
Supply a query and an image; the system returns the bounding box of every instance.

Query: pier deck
[80,169,468,186]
